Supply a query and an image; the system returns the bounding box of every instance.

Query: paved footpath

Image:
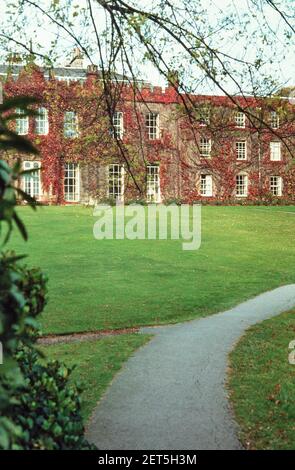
[86,285,295,450]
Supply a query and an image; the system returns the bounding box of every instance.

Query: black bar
[0,450,294,466]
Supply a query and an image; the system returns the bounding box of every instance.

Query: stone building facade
[0,62,294,204]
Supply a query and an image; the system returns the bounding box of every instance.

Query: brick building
[0,61,294,204]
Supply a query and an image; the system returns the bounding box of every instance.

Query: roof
[0,63,133,84]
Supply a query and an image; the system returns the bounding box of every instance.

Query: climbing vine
[1,64,294,204]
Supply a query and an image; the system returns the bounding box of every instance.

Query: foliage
[10,348,94,450]
[0,1,294,100]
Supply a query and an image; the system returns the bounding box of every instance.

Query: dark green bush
[12,348,94,450]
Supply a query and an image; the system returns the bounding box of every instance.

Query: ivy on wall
[1,64,294,204]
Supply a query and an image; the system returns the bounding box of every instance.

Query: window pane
[64,111,78,137]
[147,164,160,202]
[112,112,124,139]
[235,112,245,127]
[16,108,29,135]
[200,174,212,196]
[108,164,124,200]
[236,141,247,160]
[146,113,159,140]
[270,142,281,161]
[64,163,79,201]
[200,138,211,157]
[36,107,49,135]
[270,176,282,196]
[22,161,41,197]
[236,174,247,196]
[199,107,210,125]
[270,112,279,129]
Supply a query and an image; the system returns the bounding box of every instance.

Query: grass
[229,310,295,450]
[7,205,295,334]
[39,334,152,421]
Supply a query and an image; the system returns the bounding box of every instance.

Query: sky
[0,0,294,95]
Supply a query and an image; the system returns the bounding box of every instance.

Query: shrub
[12,348,94,450]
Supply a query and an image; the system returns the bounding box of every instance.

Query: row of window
[108,164,160,201]
[16,108,280,139]
[196,109,280,128]
[16,108,79,137]
[22,161,283,202]
[22,162,161,203]
[199,138,282,160]
[200,174,282,197]
[15,108,159,139]
[233,111,279,129]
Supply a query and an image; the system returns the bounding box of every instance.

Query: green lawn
[229,310,295,450]
[8,205,295,334]
[39,334,151,421]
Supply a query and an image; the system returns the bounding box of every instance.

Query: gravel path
[86,285,295,450]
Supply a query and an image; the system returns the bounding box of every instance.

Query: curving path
[86,285,295,450]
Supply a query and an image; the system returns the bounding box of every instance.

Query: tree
[0,1,294,98]
[0,0,294,195]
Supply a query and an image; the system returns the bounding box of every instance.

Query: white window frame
[200,138,212,158]
[146,112,160,140]
[112,111,124,139]
[270,141,281,161]
[64,111,78,138]
[147,164,161,202]
[16,108,29,135]
[270,176,282,196]
[236,173,248,197]
[108,164,124,201]
[64,163,80,202]
[35,107,49,135]
[200,174,213,197]
[235,112,246,128]
[236,140,247,160]
[22,161,42,198]
[270,111,280,129]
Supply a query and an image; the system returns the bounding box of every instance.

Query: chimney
[87,64,98,75]
[86,64,99,84]
[67,48,84,68]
